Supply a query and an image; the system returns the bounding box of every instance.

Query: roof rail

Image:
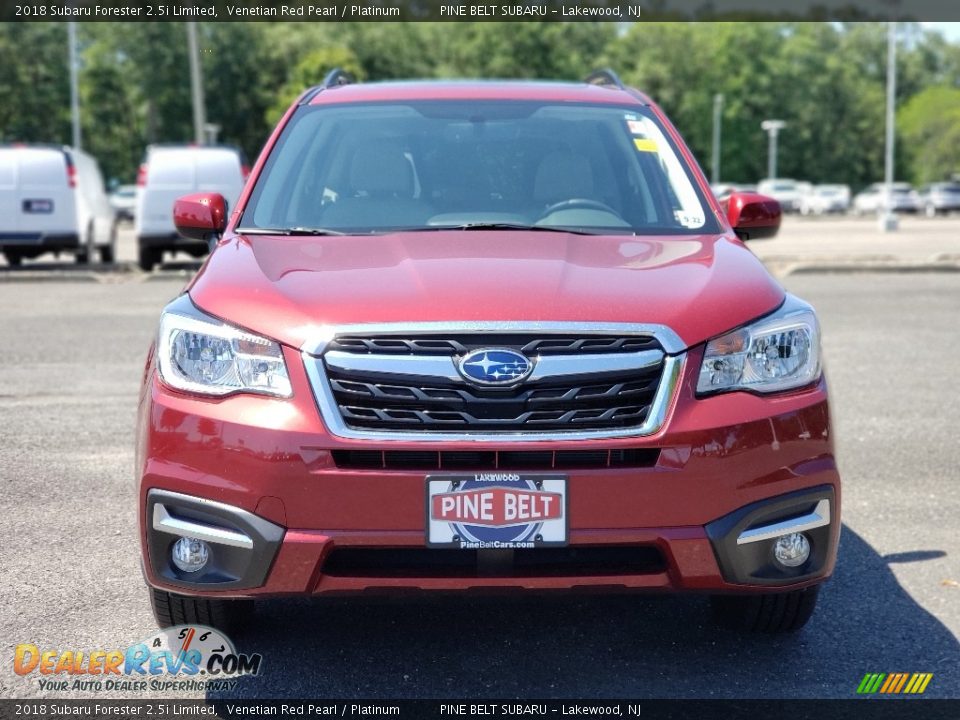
[323,68,355,89]
[584,69,626,91]
[299,68,357,105]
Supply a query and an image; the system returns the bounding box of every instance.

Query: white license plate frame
[425,473,568,549]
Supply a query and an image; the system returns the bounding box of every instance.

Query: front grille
[317,332,666,434]
[322,545,667,578]
[331,448,661,471]
[329,334,662,356]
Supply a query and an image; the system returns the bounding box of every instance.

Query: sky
[922,22,960,42]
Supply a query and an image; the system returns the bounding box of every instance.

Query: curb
[787,263,960,275]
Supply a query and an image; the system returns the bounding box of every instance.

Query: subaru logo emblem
[457,349,533,386]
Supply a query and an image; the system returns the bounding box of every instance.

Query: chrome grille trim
[324,348,664,384]
[302,321,686,355]
[301,322,686,442]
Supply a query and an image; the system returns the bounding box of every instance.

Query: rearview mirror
[723,192,781,241]
[173,192,227,241]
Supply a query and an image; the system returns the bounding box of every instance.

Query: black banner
[3,0,960,22]
[1,700,959,720]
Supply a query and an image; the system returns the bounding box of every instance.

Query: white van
[135,145,247,271]
[0,145,117,266]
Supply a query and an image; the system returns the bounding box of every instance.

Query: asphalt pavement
[0,228,958,700]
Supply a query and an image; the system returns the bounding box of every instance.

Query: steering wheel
[538,198,622,221]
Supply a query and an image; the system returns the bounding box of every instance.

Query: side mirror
[173,192,227,241]
[723,192,781,241]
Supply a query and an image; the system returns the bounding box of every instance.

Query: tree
[899,86,960,184]
[266,45,365,125]
[0,23,71,144]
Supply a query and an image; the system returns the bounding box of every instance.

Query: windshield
[242,100,717,236]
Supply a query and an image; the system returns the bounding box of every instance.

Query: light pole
[711,93,724,185]
[880,21,899,232]
[186,22,206,146]
[68,21,81,149]
[761,119,786,180]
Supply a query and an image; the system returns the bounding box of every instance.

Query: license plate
[426,473,567,549]
[22,199,53,214]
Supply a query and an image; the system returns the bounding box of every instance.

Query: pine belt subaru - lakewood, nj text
[136,70,840,634]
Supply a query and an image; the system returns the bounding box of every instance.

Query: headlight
[157,310,292,398]
[697,301,820,395]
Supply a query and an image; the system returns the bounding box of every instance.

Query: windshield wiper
[430,222,602,236]
[235,227,346,236]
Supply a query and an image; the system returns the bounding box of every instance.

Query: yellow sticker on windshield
[633,138,658,153]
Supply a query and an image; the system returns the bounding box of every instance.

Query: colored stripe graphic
[858,672,933,694]
[894,673,909,693]
[879,674,897,693]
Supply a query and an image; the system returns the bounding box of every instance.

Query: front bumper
[137,345,841,597]
[0,232,80,250]
[137,233,206,251]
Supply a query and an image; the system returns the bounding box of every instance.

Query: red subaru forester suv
[137,70,839,634]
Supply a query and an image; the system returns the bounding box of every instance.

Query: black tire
[710,585,820,633]
[138,245,161,272]
[100,222,117,264]
[4,250,23,267]
[77,223,95,265]
[149,587,254,634]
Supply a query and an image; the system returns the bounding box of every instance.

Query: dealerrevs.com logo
[14,625,262,693]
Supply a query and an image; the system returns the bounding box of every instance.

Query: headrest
[533,152,594,203]
[349,142,413,198]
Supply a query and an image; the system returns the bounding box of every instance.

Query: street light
[761,119,786,180]
[711,93,724,185]
[880,21,899,233]
[186,22,206,146]
[68,22,80,149]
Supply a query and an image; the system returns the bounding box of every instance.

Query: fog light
[772,532,810,568]
[171,537,210,573]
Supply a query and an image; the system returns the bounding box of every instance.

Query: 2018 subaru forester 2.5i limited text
[136,70,840,634]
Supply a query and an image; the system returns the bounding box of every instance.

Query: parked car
[852,183,919,215]
[0,144,116,266]
[757,178,804,212]
[711,183,757,201]
[917,182,960,217]
[109,184,137,222]
[138,70,839,635]
[135,145,247,271]
[799,184,851,215]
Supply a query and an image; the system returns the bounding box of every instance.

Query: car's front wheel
[149,587,254,634]
[710,585,820,633]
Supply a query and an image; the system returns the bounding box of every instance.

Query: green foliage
[0,23,71,145]
[266,46,365,125]
[1,21,958,189]
[613,22,897,188]
[898,86,960,184]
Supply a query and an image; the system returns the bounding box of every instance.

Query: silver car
[917,183,960,217]
[852,183,919,215]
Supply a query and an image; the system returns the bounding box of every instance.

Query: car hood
[187,230,784,352]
